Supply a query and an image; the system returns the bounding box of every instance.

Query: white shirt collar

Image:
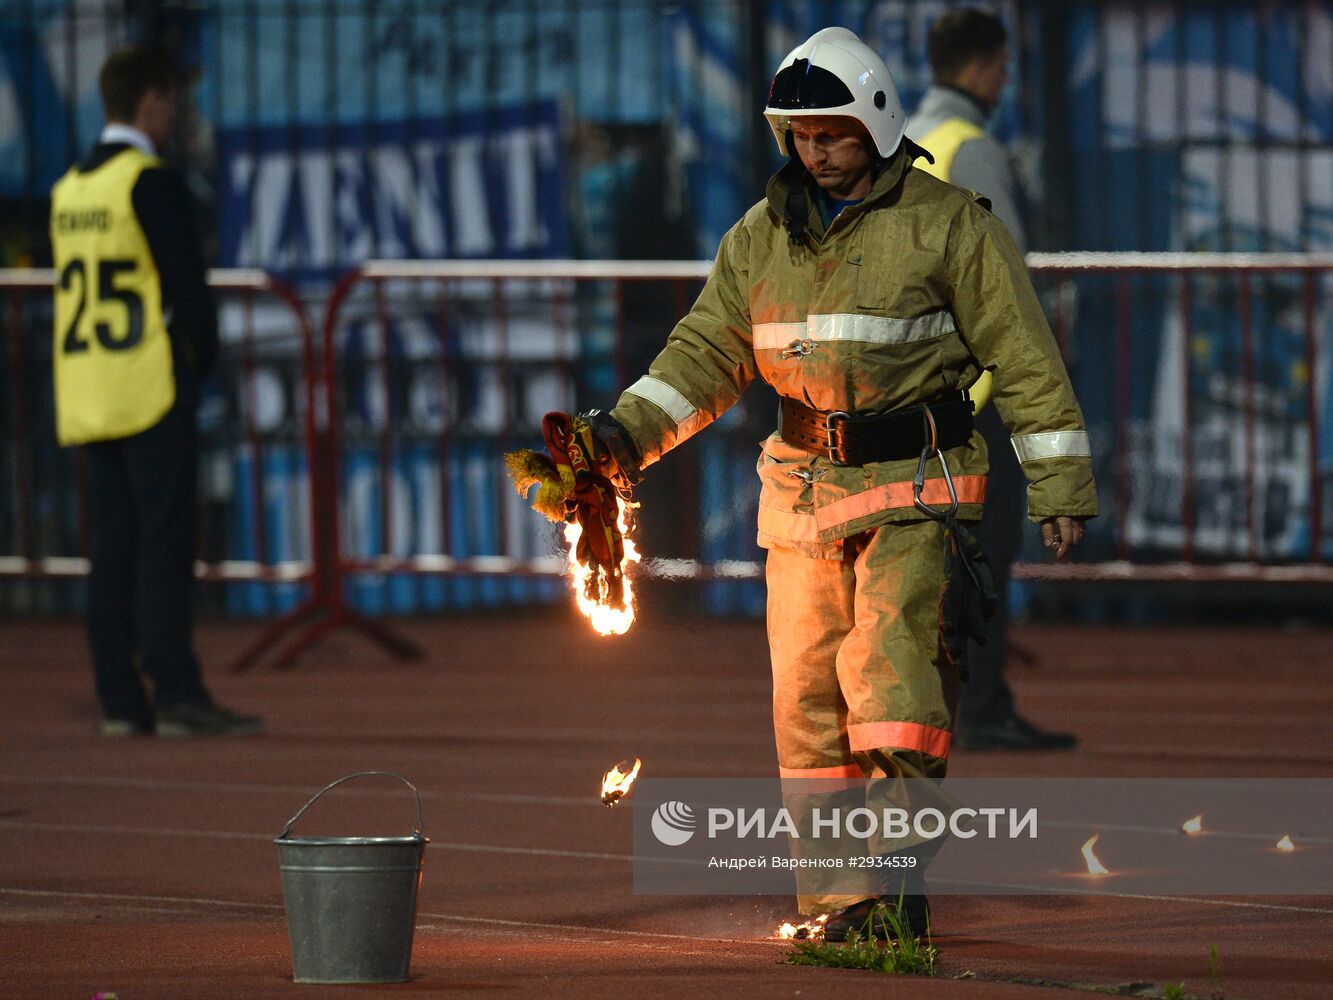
[99,123,157,155]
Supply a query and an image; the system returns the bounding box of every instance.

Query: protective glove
[505,411,634,609]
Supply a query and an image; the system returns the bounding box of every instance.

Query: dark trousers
[85,401,209,716]
[963,405,1024,726]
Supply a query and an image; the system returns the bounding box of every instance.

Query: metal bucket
[275,771,429,984]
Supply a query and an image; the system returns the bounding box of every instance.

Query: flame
[562,495,641,636]
[1081,834,1110,875]
[1275,834,1295,853]
[600,757,642,807]
[777,914,829,940]
[1181,814,1203,835]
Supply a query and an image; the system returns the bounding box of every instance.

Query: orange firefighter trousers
[767,520,963,914]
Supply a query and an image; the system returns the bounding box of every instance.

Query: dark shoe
[957,712,1077,751]
[99,713,154,737]
[822,894,930,943]
[155,702,264,738]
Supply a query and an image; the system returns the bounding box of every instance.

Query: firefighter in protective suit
[578,27,1097,938]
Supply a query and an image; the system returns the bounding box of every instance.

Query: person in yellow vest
[908,9,1077,752]
[50,47,262,738]
[557,27,1095,939]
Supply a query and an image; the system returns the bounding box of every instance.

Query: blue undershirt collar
[816,187,865,230]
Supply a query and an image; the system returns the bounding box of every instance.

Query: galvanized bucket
[275,771,429,984]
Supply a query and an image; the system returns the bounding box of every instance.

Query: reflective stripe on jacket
[609,144,1097,558]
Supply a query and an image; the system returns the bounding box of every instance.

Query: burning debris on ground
[600,758,642,807]
[777,914,829,941]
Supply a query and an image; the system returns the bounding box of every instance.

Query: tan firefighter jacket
[608,144,1098,559]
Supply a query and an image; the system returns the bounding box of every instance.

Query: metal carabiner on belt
[912,403,959,521]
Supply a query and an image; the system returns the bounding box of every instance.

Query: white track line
[5,774,1328,845]
[1036,819,1333,846]
[412,912,783,947]
[0,820,638,861]
[0,887,281,912]
[1,820,1328,914]
[929,879,1333,914]
[0,887,784,947]
[0,773,593,807]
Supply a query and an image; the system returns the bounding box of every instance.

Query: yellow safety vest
[914,116,985,184]
[50,147,175,445]
[915,116,995,413]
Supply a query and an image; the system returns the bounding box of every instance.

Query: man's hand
[1040,516,1087,560]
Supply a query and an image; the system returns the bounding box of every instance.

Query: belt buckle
[824,411,851,465]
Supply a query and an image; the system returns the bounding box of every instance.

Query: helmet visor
[767,58,855,110]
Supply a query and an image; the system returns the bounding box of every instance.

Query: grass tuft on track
[785,901,937,976]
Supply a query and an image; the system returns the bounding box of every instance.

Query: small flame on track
[777,914,829,941]
[600,758,642,807]
[1081,834,1110,875]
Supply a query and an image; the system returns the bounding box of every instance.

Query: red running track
[1,612,1330,999]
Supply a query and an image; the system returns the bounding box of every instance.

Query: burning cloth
[506,412,636,624]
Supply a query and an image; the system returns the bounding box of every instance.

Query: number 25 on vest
[59,257,146,354]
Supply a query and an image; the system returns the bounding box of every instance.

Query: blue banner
[1065,4,1333,560]
[216,102,570,282]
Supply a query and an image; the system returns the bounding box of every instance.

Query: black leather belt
[780,393,974,465]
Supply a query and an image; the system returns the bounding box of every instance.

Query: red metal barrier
[322,255,1333,594]
[320,260,736,589]
[5,253,1330,673]
[245,262,425,670]
[0,268,340,669]
[1018,252,1333,583]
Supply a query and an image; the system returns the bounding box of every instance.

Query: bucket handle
[278,771,426,841]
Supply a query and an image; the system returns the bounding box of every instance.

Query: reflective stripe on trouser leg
[767,523,962,914]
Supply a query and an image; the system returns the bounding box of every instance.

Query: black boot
[822,894,930,943]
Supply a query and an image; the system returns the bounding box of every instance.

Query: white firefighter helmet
[763,27,906,159]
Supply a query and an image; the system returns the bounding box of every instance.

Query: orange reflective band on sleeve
[847,720,952,759]
[815,475,986,533]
